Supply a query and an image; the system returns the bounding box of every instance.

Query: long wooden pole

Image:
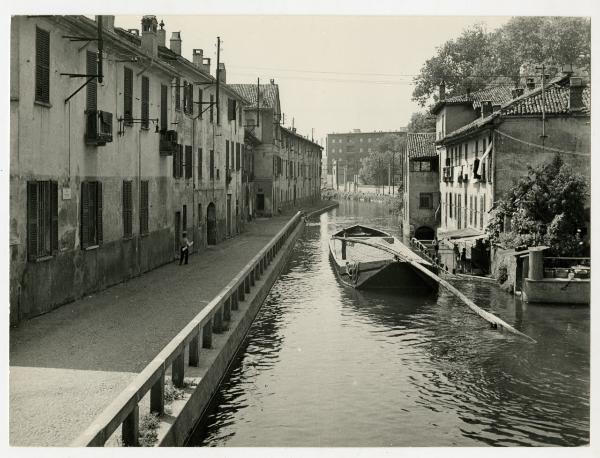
[332,236,536,343]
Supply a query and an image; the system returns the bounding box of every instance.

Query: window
[198,148,203,180]
[198,89,203,119]
[225,141,230,170]
[419,193,433,209]
[175,77,181,110]
[209,149,215,179]
[81,181,103,249]
[160,84,168,130]
[186,82,194,115]
[86,51,97,111]
[227,98,237,121]
[122,180,132,238]
[141,76,149,129]
[480,196,485,229]
[449,193,453,218]
[185,145,193,179]
[474,196,478,228]
[410,159,432,172]
[469,195,473,225]
[182,205,187,233]
[124,67,133,125]
[35,27,50,104]
[209,94,214,123]
[140,180,149,235]
[236,143,241,171]
[27,180,58,260]
[198,203,202,227]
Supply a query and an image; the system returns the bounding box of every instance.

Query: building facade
[434,73,590,264]
[401,133,439,240]
[10,15,247,324]
[326,128,407,185]
[231,82,322,216]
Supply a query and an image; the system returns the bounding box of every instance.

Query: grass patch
[138,413,160,447]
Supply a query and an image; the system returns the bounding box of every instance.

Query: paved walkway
[9,204,333,446]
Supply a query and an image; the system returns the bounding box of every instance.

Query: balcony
[159,130,177,156]
[85,110,113,146]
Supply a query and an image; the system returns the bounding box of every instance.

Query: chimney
[439,80,446,101]
[218,62,226,84]
[481,101,493,118]
[141,15,158,57]
[193,49,203,68]
[95,16,115,32]
[526,77,535,90]
[202,57,211,74]
[128,29,140,37]
[170,31,182,55]
[569,77,585,111]
[157,19,166,47]
[270,78,275,85]
[511,87,524,98]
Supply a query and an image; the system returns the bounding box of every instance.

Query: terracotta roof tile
[442,85,515,108]
[229,84,279,109]
[407,132,437,158]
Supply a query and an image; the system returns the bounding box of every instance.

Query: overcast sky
[115,15,511,144]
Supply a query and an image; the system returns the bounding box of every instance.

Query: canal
[188,200,589,447]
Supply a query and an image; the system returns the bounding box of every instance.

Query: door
[206,203,216,245]
[257,193,265,212]
[226,194,232,237]
[174,211,181,257]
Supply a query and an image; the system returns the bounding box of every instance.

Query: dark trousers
[179,247,189,265]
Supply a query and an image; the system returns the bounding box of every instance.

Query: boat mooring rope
[332,236,537,343]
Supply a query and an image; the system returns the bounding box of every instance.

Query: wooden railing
[71,212,303,447]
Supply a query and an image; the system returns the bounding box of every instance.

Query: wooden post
[122,404,139,447]
[245,276,250,293]
[172,352,185,388]
[189,331,200,367]
[238,284,245,302]
[202,320,213,348]
[213,308,223,333]
[224,297,231,321]
[529,248,544,281]
[250,268,256,286]
[150,373,165,415]
[231,292,239,310]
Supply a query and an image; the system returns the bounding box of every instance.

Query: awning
[473,141,493,175]
[438,227,485,240]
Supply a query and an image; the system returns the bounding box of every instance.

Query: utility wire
[495,130,589,157]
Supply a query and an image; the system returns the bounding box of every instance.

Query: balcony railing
[85,110,113,146]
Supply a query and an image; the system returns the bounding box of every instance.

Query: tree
[486,155,589,256]
[358,134,406,188]
[407,111,436,133]
[412,17,591,107]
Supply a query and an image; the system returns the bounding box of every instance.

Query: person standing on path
[460,247,467,273]
[179,232,193,265]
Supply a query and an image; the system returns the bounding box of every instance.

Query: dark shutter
[225,141,229,170]
[210,150,214,179]
[141,76,149,128]
[185,146,193,179]
[140,180,149,235]
[209,94,214,123]
[179,145,184,178]
[51,181,58,253]
[97,181,103,245]
[81,182,89,249]
[27,182,39,260]
[124,67,133,125]
[198,89,203,118]
[160,84,168,130]
[198,148,203,180]
[182,205,187,233]
[123,180,132,238]
[173,146,177,178]
[236,143,240,171]
[35,27,50,103]
[175,77,181,110]
[86,51,97,111]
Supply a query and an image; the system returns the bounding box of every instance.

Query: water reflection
[188,201,589,447]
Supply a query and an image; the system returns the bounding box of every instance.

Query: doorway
[207,202,216,245]
[257,193,265,213]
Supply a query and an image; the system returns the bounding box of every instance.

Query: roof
[431,85,514,114]
[439,75,590,143]
[280,126,323,150]
[327,128,407,136]
[229,84,279,109]
[406,132,437,158]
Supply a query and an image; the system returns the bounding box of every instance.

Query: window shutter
[81,182,89,249]
[51,181,58,253]
[35,27,50,103]
[198,89,203,118]
[27,182,39,260]
[160,84,168,130]
[97,181,103,245]
[124,67,133,124]
[236,143,240,171]
[173,146,177,178]
[185,146,192,179]
[226,141,229,170]
[175,77,181,110]
[179,145,184,178]
[198,148,203,180]
[141,76,149,128]
[86,51,97,111]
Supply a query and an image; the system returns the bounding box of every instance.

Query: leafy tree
[407,111,436,133]
[412,17,591,107]
[359,134,406,187]
[486,155,589,256]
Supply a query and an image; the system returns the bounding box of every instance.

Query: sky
[114,15,511,145]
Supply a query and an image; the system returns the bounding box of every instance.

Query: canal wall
[158,217,306,446]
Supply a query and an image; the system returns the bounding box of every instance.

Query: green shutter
[81,182,89,249]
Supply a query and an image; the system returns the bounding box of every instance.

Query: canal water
[188,200,589,447]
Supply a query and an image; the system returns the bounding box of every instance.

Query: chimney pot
[202,57,211,74]
[157,19,166,47]
[481,100,493,118]
[170,31,182,55]
[141,15,158,57]
[569,78,585,111]
[193,49,204,68]
[218,62,226,84]
[128,29,140,36]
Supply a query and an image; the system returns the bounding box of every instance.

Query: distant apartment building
[326,128,407,184]
[9,15,248,324]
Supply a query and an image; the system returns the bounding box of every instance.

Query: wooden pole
[332,236,536,343]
